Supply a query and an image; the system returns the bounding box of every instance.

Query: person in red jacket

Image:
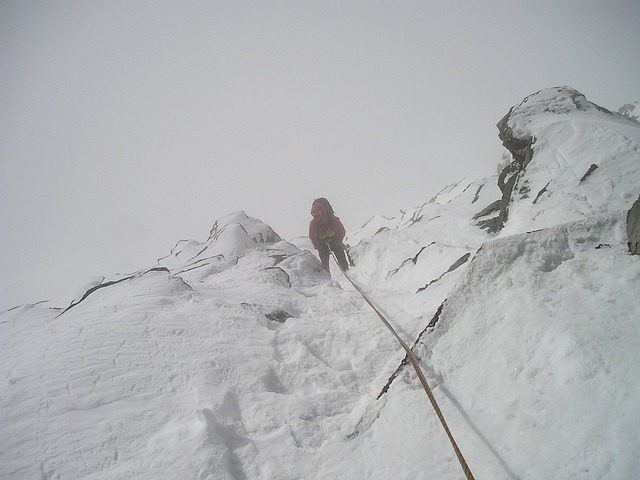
[309,197,349,272]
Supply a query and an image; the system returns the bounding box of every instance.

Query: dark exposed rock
[375,302,444,400]
[471,183,485,204]
[579,164,599,184]
[533,181,551,204]
[416,253,471,292]
[476,133,535,233]
[265,309,293,323]
[472,200,501,232]
[628,195,640,255]
[376,355,410,400]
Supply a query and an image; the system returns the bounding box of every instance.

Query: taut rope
[331,251,475,480]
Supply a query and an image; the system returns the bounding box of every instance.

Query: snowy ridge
[2,87,640,479]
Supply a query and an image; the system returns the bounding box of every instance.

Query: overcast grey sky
[2,0,639,308]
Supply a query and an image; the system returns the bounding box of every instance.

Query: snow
[2,87,640,479]
[429,214,640,479]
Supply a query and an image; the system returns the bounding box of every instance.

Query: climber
[309,197,350,273]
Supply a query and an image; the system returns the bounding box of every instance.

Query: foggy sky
[2,0,639,309]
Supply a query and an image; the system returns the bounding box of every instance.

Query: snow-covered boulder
[487,86,640,235]
[158,210,281,271]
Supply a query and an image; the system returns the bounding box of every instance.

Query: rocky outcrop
[628,195,640,255]
[474,141,534,233]
[477,86,619,234]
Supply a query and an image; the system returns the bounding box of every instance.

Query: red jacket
[309,202,345,250]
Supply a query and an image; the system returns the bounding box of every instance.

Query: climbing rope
[330,250,476,480]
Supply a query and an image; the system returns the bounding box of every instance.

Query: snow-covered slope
[2,87,639,479]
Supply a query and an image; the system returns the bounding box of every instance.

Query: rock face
[628,195,640,255]
[474,141,534,233]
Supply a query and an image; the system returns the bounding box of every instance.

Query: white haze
[1,1,639,308]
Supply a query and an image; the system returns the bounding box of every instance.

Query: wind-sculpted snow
[504,87,614,138]
[2,88,640,479]
[158,210,281,270]
[426,212,640,479]
[0,242,427,479]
